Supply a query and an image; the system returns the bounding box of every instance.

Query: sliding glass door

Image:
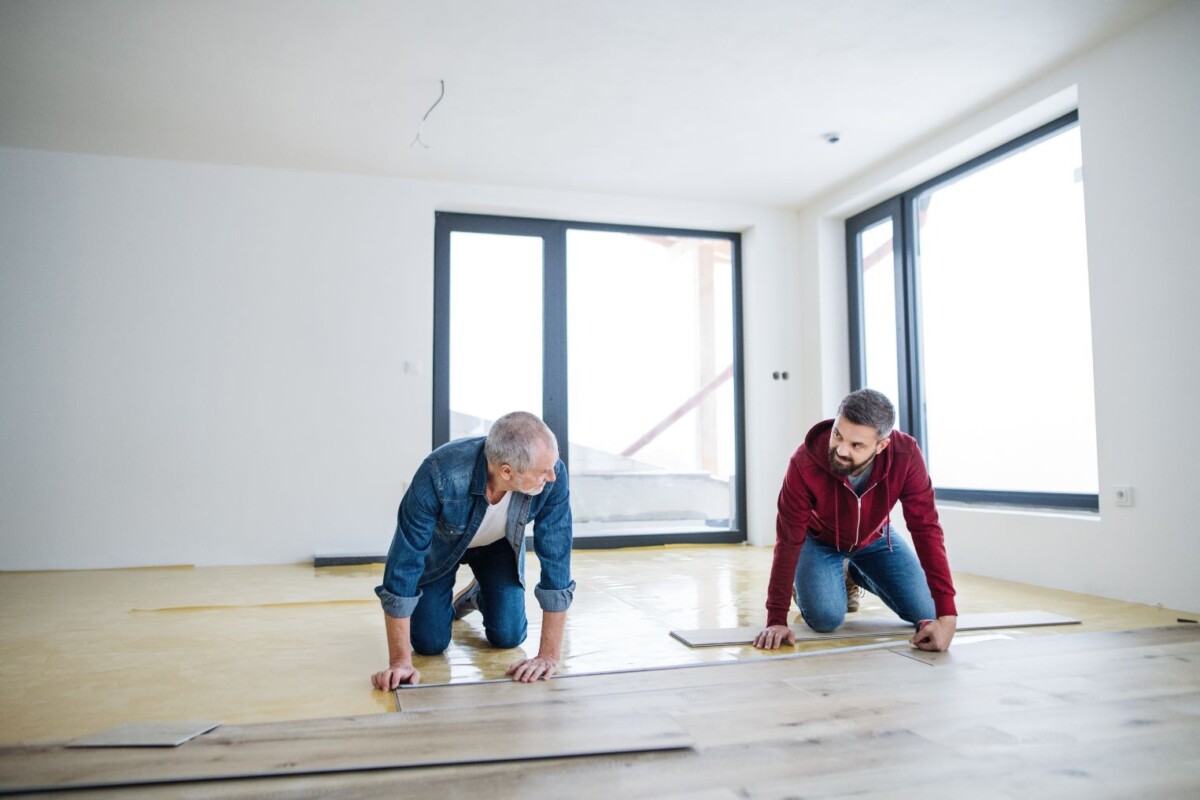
[434,213,745,547]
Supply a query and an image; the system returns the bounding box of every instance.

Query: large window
[846,112,1099,511]
[434,213,746,547]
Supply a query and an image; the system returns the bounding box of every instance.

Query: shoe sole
[452,580,480,619]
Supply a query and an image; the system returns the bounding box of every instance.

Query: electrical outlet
[1114,486,1134,507]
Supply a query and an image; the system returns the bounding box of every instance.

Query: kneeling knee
[803,611,844,634]
[410,632,451,656]
[485,624,527,650]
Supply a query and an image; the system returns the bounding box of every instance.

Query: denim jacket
[375,436,575,618]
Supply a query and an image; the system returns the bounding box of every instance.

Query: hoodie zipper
[842,479,880,552]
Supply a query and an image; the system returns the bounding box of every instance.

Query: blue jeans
[409,539,529,655]
[795,531,935,633]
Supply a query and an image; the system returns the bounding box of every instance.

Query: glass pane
[916,125,1098,493]
[566,230,736,538]
[859,218,902,422]
[448,231,542,440]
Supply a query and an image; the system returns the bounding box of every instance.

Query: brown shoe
[452,580,481,619]
[845,566,863,613]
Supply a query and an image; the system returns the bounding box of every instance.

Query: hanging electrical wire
[411,79,445,149]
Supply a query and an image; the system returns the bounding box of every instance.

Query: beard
[829,447,874,477]
[519,481,546,497]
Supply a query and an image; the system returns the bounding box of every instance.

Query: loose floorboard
[21,625,1197,799]
[670,609,1080,647]
[65,721,222,748]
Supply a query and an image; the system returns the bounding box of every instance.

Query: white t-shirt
[468,491,511,548]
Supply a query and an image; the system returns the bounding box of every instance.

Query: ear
[877,437,891,454]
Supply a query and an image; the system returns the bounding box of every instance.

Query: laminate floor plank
[737,726,1199,799]
[396,644,928,712]
[0,706,691,795]
[906,625,1198,665]
[671,610,1080,647]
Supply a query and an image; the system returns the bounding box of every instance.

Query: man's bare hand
[910,616,957,652]
[372,663,421,690]
[754,624,796,650]
[506,655,558,683]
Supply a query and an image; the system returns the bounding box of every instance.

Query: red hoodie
[765,419,957,627]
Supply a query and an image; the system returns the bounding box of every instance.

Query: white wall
[0,148,802,569]
[797,0,1200,612]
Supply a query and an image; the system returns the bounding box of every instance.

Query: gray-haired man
[372,411,575,688]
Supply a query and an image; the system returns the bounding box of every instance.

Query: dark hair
[837,389,895,440]
[484,411,558,472]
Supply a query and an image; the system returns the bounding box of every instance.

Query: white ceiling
[0,0,1173,208]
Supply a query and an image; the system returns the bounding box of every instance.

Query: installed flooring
[0,545,1195,749]
[1,625,1197,797]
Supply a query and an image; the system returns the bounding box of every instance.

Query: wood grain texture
[0,705,692,794]
[30,626,1200,800]
[670,609,1081,647]
[396,643,931,713]
[4,628,1195,796]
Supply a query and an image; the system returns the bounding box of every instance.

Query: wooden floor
[1,545,1197,796]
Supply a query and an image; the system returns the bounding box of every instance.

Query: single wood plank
[921,622,1196,664]
[670,609,1080,647]
[396,641,925,712]
[726,725,1200,800]
[0,705,691,795]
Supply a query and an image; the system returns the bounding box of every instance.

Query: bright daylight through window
[435,214,746,547]
[847,112,1099,510]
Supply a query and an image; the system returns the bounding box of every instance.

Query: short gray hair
[837,389,895,440]
[484,411,558,473]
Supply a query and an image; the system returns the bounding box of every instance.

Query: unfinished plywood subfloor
[11,625,1198,799]
[0,545,1194,745]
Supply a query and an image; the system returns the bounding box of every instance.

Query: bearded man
[755,389,957,652]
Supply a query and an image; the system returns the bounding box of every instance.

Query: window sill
[936,499,1100,521]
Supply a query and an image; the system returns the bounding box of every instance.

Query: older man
[755,389,957,652]
[372,411,574,688]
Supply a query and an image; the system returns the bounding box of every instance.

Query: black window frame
[433,211,749,547]
[845,111,1099,512]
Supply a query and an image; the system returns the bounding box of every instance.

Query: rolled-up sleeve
[374,460,441,618]
[374,584,422,618]
[531,461,575,612]
[534,580,575,612]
